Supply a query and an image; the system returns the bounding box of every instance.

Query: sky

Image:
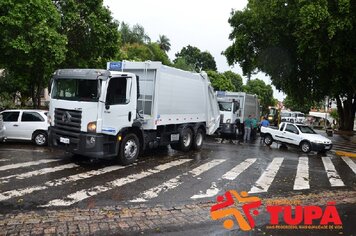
[103,0,286,101]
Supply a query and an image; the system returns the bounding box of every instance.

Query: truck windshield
[51,79,100,101]
[297,125,316,134]
[218,102,232,111]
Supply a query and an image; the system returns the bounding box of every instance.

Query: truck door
[102,76,135,135]
[283,124,301,145]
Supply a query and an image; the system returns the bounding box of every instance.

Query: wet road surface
[0,136,355,235]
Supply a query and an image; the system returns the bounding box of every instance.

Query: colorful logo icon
[210,190,261,231]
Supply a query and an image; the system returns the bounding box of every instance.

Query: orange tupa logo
[210,190,261,231]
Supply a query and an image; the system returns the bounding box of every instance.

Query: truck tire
[179,127,193,152]
[300,141,311,153]
[192,128,204,150]
[264,134,273,146]
[119,133,140,165]
[33,131,48,146]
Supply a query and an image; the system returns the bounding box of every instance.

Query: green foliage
[243,79,275,114]
[174,45,217,72]
[172,58,196,72]
[56,0,120,68]
[0,0,67,107]
[283,96,313,114]
[157,35,171,52]
[207,71,235,92]
[119,22,151,45]
[225,0,356,130]
[223,71,243,92]
[120,43,171,66]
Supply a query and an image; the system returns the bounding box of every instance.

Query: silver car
[1,110,49,146]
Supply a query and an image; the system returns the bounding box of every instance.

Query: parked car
[0,110,49,146]
[261,122,332,153]
[0,113,5,141]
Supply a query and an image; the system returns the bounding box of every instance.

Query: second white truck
[48,61,220,164]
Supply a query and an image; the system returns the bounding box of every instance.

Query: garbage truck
[216,91,260,139]
[48,61,220,164]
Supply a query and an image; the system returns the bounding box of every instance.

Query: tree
[0,0,67,108]
[225,0,356,131]
[157,35,171,52]
[283,96,313,114]
[174,45,217,72]
[120,43,171,65]
[243,79,276,114]
[207,71,235,92]
[172,58,195,72]
[119,22,151,45]
[55,0,120,68]
[223,71,243,92]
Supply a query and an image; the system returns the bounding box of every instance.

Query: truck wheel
[33,131,48,146]
[119,133,140,165]
[264,134,273,146]
[192,128,205,150]
[179,127,193,152]
[300,141,311,153]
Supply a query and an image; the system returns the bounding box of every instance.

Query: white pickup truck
[261,122,332,153]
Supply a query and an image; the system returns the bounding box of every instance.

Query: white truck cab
[48,61,220,164]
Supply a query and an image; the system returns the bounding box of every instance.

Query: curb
[335,150,356,158]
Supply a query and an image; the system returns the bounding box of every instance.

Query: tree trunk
[336,94,355,131]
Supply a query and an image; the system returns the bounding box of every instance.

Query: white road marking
[0,148,47,153]
[321,156,345,187]
[191,182,219,199]
[341,156,356,174]
[190,159,257,199]
[0,165,125,201]
[293,157,309,190]
[222,158,257,180]
[130,159,226,202]
[0,159,59,172]
[0,163,79,184]
[0,159,10,162]
[249,158,284,193]
[189,159,226,177]
[41,159,191,207]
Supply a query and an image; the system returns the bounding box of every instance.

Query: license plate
[171,134,180,142]
[60,137,70,144]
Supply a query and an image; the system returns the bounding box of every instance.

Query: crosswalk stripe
[131,159,226,202]
[0,159,59,172]
[41,159,191,207]
[0,163,79,184]
[222,158,257,180]
[0,165,125,201]
[189,159,226,177]
[321,156,345,187]
[249,158,284,194]
[190,159,257,199]
[293,157,309,190]
[341,156,356,174]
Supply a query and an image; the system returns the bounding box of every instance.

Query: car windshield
[297,125,316,134]
[218,102,232,112]
[51,79,100,101]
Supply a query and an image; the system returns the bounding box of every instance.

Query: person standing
[251,114,258,140]
[260,116,270,143]
[244,115,252,143]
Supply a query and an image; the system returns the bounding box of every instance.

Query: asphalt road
[0,136,355,235]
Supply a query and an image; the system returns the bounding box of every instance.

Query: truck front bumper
[49,127,118,159]
[220,123,237,135]
[311,142,333,152]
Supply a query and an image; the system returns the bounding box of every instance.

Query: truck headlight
[87,121,97,133]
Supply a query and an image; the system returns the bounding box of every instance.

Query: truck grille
[54,108,82,138]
